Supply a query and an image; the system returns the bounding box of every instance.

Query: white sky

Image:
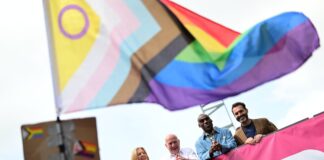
[0,0,323,160]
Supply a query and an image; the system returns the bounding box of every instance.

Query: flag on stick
[44,0,319,114]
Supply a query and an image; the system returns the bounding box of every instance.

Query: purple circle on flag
[58,4,89,40]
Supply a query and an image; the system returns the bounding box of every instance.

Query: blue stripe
[88,0,160,108]
[155,12,308,90]
[155,61,221,89]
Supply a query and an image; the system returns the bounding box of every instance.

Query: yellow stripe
[185,24,226,53]
[47,0,100,90]
[86,146,97,153]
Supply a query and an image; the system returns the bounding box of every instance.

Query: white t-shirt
[161,148,198,160]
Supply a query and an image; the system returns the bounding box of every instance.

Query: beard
[237,114,248,123]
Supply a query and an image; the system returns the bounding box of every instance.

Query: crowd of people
[131,102,277,160]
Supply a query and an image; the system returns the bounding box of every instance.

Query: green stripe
[175,35,244,70]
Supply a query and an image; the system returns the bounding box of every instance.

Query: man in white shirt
[162,134,198,160]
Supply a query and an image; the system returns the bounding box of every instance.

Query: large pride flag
[43,0,319,114]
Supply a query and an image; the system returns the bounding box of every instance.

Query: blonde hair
[131,147,149,160]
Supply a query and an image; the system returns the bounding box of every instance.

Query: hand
[211,141,222,151]
[254,134,263,143]
[244,137,256,145]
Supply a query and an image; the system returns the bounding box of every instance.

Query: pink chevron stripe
[66,0,139,112]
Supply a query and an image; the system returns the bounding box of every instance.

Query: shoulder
[195,134,205,143]
[180,147,195,153]
[215,126,232,135]
[254,118,270,123]
[235,126,242,132]
[215,126,229,132]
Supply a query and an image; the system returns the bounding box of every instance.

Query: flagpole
[222,100,236,129]
[43,0,62,116]
[56,116,68,160]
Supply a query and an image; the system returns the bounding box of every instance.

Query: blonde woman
[131,147,150,160]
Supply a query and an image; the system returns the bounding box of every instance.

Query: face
[198,114,213,133]
[165,135,180,155]
[232,105,249,124]
[136,148,149,160]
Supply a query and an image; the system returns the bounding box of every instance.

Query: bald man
[161,134,198,160]
[195,114,236,160]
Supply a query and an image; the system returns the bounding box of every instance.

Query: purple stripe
[58,4,89,40]
[76,152,95,158]
[145,20,319,110]
[31,134,44,139]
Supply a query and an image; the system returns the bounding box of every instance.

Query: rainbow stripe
[26,127,44,140]
[146,0,319,110]
[45,0,319,113]
[75,141,97,158]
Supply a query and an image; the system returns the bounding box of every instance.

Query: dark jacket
[234,118,277,146]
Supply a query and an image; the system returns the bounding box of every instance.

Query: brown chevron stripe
[109,0,184,105]
[129,34,194,103]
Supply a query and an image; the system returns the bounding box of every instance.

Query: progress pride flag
[217,112,324,160]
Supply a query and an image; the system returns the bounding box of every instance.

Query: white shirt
[161,148,198,160]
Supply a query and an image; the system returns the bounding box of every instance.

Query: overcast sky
[0,0,323,160]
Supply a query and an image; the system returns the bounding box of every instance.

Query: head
[197,114,214,134]
[131,147,149,160]
[165,134,180,155]
[232,102,249,124]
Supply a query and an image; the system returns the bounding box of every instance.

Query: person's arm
[266,119,278,132]
[254,119,277,144]
[220,129,237,153]
[233,133,244,146]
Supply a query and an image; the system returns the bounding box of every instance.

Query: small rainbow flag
[73,140,97,158]
[44,0,319,113]
[24,127,44,140]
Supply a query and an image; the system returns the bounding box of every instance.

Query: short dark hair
[232,102,246,110]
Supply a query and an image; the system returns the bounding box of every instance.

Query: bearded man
[231,102,278,146]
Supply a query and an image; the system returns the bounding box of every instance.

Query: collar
[241,119,253,127]
[202,127,219,140]
[169,149,182,158]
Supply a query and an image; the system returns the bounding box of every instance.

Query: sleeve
[220,129,237,153]
[234,133,243,146]
[195,140,211,160]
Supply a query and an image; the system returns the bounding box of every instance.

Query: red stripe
[161,0,240,47]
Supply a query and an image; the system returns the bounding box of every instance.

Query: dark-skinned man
[195,114,236,160]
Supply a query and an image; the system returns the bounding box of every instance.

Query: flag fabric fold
[44,0,319,114]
